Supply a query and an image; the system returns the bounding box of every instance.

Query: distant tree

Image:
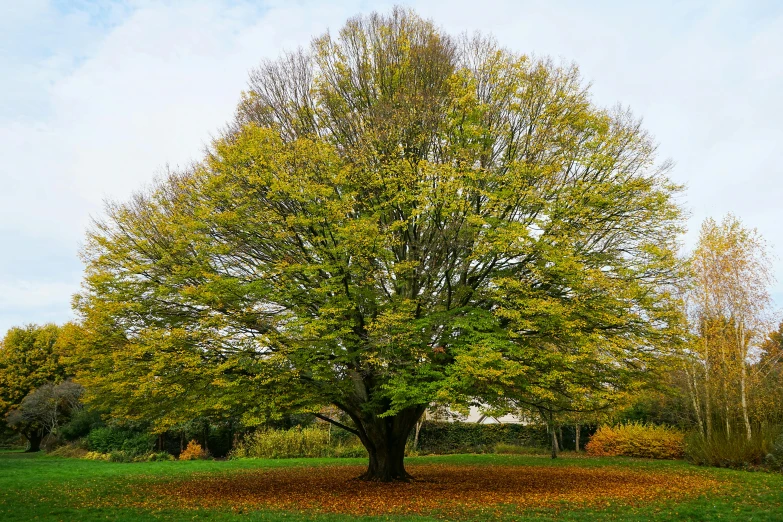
[753,322,783,425]
[75,8,685,481]
[685,215,775,440]
[6,381,83,452]
[0,324,68,449]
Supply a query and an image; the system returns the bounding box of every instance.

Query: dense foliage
[230,426,367,459]
[685,425,783,469]
[585,423,685,459]
[0,324,70,450]
[0,325,66,414]
[86,427,154,455]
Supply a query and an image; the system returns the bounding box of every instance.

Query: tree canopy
[74,8,685,480]
[0,324,66,417]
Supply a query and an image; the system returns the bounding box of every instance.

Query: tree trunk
[362,437,409,481]
[24,429,43,453]
[348,406,424,482]
[413,418,423,451]
[720,332,731,438]
[685,363,706,439]
[725,404,731,438]
[550,425,559,459]
[575,424,580,452]
[740,364,752,441]
[705,353,713,440]
[738,323,752,441]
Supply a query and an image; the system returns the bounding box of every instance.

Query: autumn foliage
[93,463,719,517]
[229,426,367,459]
[586,423,685,459]
[179,440,207,461]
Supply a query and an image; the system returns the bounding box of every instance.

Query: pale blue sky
[1,0,782,334]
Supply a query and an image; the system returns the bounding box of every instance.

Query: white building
[427,405,530,424]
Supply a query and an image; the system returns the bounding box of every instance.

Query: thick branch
[313,413,360,436]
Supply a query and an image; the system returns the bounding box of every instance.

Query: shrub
[765,431,783,471]
[229,426,369,459]
[146,451,175,462]
[686,425,782,469]
[46,441,88,458]
[86,427,154,456]
[326,440,368,458]
[230,427,330,459]
[108,450,132,463]
[84,451,110,461]
[86,427,129,453]
[86,427,117,453]
[494,443,548,456]
[79,449,172,463]
[120,433,155,456]
[585,423,684,459]
[60,409,104,441]
[179,440,207,460]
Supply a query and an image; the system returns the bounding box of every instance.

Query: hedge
[415,421,550,454]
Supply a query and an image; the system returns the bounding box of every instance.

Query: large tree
[75,8,684,480]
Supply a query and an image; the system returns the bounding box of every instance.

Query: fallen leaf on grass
[79,463,723,518]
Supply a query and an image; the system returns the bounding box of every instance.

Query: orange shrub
[586,423,684,459]
[179,440,207,461]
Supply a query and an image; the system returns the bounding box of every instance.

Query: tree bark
[24,429,43,453]
[413,417,423,451]
[740,363,752,441]
[684,363,706,439]
[550,426,559,459]
[348,406,424,482]
[362,436,409,481]
[704,349,713,440]
[738,322,753,441]
[575,424,580,452]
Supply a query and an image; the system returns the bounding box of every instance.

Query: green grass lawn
[1,451,781,521]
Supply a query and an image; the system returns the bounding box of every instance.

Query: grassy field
[1,451,782,521]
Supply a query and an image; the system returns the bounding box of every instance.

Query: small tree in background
[685,215,776,441]
[0,324,69,451]
[7,381,83,451]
